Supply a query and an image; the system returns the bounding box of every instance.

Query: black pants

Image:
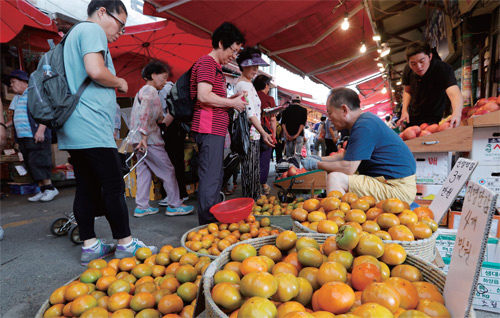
[162,122,188,198]
[17,138,52,181]
[325,138,338,155]
[68,148,131,241]
[275,140,284,163]
[193,133,224,225]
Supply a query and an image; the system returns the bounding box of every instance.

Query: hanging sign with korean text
[443,181,497,317]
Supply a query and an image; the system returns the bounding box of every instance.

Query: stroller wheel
[220,191,225,202]
[69,225,83,245]
[50,217,70,236]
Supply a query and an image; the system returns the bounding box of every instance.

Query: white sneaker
[40,188,59,202]
[158,197,169,206]
[28,192,44,202]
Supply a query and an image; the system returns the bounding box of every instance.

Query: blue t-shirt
[58,22,117,150]
[9,90,33,138]
[344,112,416,179]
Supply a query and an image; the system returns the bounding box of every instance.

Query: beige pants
[348,174,417,205]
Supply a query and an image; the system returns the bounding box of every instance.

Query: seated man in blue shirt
[301,87,417,204]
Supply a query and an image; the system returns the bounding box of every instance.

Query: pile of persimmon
[291,192,438,241]
[210,230,451,318]
[184,215,281,257]
[43,245,211,318]
[252,195,306,216]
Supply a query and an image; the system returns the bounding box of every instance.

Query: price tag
[428,158,478,223]
[443,181,497,317]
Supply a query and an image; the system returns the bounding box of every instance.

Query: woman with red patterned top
[190,22,247,225]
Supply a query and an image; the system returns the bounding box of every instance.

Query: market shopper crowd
[0,0,464,264]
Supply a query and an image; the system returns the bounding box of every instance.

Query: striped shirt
[9,90,33,138]
[190,55,228,136]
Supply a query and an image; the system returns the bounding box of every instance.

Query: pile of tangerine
[292,192,437,241]
[43,245,210,318]
[184,215,281,257]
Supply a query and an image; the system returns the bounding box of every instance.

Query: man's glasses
[106,10,126,34]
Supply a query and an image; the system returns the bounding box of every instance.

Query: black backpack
[27,22,91,129]
[165,66,195,132]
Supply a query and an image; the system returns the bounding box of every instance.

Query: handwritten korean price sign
[443,181,497,317]
[429,158,478,223]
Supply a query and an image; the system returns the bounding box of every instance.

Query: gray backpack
[27,23,91,129]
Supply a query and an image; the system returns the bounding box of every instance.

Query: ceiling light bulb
[396,81,402,85]
[380,47,391,57]
[382,87,387,94]
[379,67,385,72]
[373,34,381,41]
[360,42,366,53]
[377,62,383,67]
[341,13,349,30]
[377,48,382,53]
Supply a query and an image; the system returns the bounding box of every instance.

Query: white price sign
[428,158,478,223]
[443,181,497,317]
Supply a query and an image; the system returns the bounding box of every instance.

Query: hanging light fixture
[359,8,366,53]
[372,34,381,41]
[341,12,350,30]
[396,80,402,86]
[381,86,387,94]
[380,43,391,57]
[377,62,383,67]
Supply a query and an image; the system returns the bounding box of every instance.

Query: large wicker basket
[202,233,470,318]
[35,275,80,318]
[292,220,438,262]
[181,223,285,260]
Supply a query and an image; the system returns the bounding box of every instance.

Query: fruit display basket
[292,220,438,262]
[35,275,80,318]
[201,234,475,318]
[181,223,285,260]
[255,214,293,230]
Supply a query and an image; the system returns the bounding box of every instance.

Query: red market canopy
[0,0,60,51]
[109,20,212,97]
[143,0,381,90]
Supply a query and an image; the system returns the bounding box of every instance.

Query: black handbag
[231,111,250,156]
[259,125,272,152]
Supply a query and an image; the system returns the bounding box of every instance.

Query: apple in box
[287,166,298,176]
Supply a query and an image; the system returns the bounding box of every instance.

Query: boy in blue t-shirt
[301,87,416,204]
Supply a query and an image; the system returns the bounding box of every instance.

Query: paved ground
[0,165,497,317]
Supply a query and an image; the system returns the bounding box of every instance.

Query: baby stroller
[49,131,147,244]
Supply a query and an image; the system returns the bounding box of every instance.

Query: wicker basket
[292,220,438,262]
[255,215,293,230]
[35,275,80,318]
[181,223,285,260]
[202,233,474,318]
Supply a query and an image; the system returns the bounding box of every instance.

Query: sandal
[262,184,271,195]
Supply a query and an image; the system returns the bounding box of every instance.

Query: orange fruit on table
[398,210,419,226]
[65,282,90,302]
[352,302,394,317]
[341,192,358,204]
[214,269,241,284]
[276,231,298,251]
[412,281,445,304]
[277,301,306,317]
[388,225,415,241]
[419,216,438,232]
[80,306,110,317]
[224,261,242,277]
[383,198,405,213]
[179,252,199,266]
[303,198,321,212]
[391,264,423,282]
[158,294,184,315]
[240,271,278,298]
[175,264,198,283]
[317,261,347,285]
[345,209,367,224]
[297,247,324,268]
[272,261,299,276]
[211,282,244,311]
[177,282,199,303]
[165,262,180,275]
[407,222,433,239]
[361,282,401,313]
[316,281,355,314]
[321,197,341,212]
[350,199,370,212]
[299,267,320,291]
[108,279,131,296]
[240,256,268,275]
[230,243,257,261]
[417,299,451,317]
[131,264,153,279]
[327,190,342,198]
[160,276,180,293]
[43,303,64,317]
[377,213,401,230]
[238,297,278,318]
[379,243,407,265]
[373,230,392,241]
[169,247,187,262]
[119,258,137,272]
[366,207,383,220]
[413,207,434,219]
[295,276,314,306]
[327,250,354,271]
[385,277,419,310]
[135,281,157,294]
[351,262,382,291]
[49,285,67,305]
[359,196,377,207]
[317,220,338,234]
[135,247,153,261]
[259,245,283,263]
[339,202,351,213]
[88,259,108,270]
[361,220,380,233]
[292,208,309,222]
[321,236,339,256]
[70,294,98,316]
[108,292,132,312]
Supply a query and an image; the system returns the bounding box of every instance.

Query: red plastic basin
[210,197,254,223]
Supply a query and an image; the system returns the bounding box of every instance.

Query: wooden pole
[461,17,473,108]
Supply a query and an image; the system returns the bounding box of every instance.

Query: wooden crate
[274,170,327,196]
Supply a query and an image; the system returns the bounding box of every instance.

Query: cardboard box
[8,183,40,195]
[442,258,500,314]
[471,126,500,166]
[469,165,500,207]
[448,211,500,238]
[51,144,69,168]
[414,152,452,184]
